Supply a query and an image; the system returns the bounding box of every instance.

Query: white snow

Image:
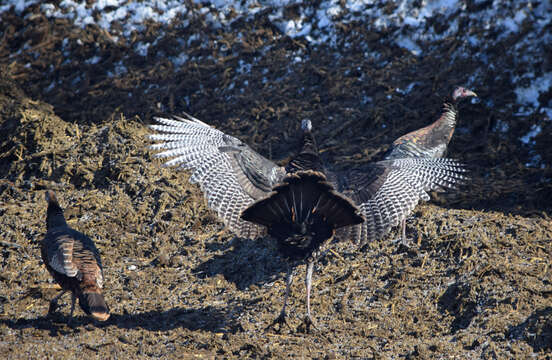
[2,0,549,73]
[541,107,552,121]
[520,125,541,145]
[395,82,419,95]
[170,53,189,67]
[493,120,509,134]
[0,0,38,14]
[4,4,545,72]
[85,55,101,65]
[135,42,150,57]
[396,36,422,56]
[1,0,549,103]
[515,72,552,108]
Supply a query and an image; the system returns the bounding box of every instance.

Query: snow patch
[520,125,541,145]
[515,72,552,108]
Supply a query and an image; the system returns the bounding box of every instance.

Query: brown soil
[0,3,551,359]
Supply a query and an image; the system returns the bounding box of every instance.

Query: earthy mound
[0,1,550,358]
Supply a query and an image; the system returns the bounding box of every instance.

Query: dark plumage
[148,114,468,329]
[241,120,364,329]
[384,86,477,243]
[42,190,109,322]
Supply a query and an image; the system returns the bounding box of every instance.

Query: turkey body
[42,190,109,322]
[241,120,364,262]
[385,87,477,160]
[239,120,364,329]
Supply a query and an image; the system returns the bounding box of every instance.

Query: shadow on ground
[508,307,552,353]
[0,305,243,335]
[193,237,289,290]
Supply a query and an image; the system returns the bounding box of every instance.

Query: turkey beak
[465,89,477,98]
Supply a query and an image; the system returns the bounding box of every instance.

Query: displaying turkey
[41,190,109,322]
[384,86,477,244]
[148,113,468,329]
[241,119,364,329]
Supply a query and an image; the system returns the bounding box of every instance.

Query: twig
[0,240,22,249]
[328,249,346,264]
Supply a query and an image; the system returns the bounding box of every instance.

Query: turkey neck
[47,202,67,230]
[433,102,458,144]
[287,130,324,173]
[300,129,319,156]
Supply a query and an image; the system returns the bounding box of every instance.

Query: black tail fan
[79,291,110,321]
[241,170,364,229]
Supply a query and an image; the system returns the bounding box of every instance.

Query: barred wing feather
[149,114,286,238]
[45,229,105,287]
[335,158,467,243]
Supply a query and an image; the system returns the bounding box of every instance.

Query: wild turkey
[148,114,467,329]
[384,86,477,244]
[241,119,364,329]
[41,190,109,322]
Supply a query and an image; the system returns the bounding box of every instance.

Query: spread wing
[334,158,468,243]
[148,114,286,238]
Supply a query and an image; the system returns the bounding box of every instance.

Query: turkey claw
[265,312,291,333]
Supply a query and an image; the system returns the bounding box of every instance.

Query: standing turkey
[384,86,477,244]
[148,113,468,330]
[241,119,364,330]
[41,190,109,322]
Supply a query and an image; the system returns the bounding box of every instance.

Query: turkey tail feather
[80,290,110,321]
[241,171,364,229]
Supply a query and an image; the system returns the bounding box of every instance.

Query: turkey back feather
[79,286,110,321]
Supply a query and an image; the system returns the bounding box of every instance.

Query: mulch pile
[0,3,550,358]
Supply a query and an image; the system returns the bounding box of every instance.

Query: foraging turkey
[42,190,109,322]
[148,114,467,329]
[384,86,477,244]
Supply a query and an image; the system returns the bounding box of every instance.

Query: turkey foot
[48,300,59,315]
[265,311,291,333]
[296,314,319,334]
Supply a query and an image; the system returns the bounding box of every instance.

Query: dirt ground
[1,2,551,359]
